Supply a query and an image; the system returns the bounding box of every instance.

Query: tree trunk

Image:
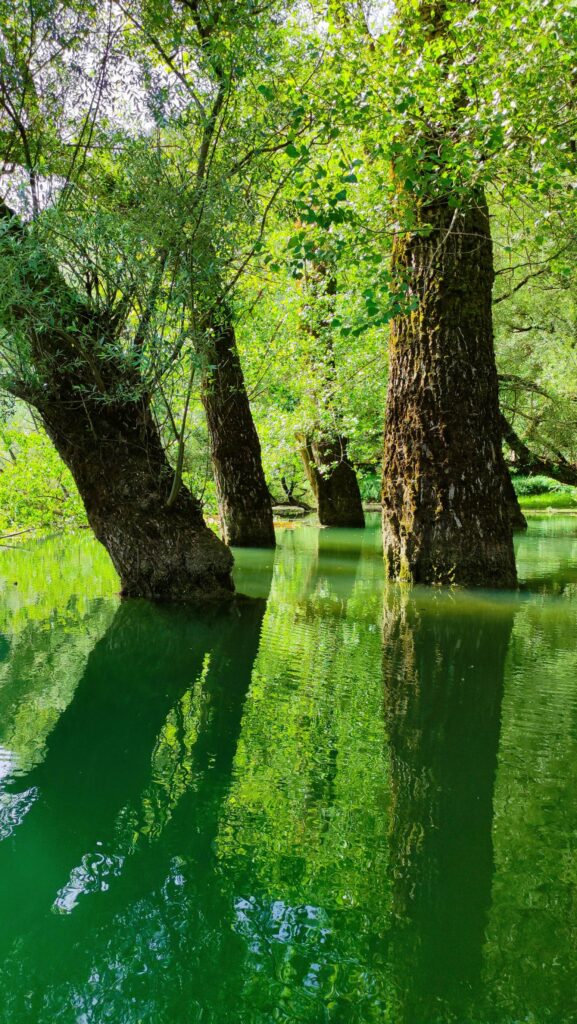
[299,434,365,528]
[382,194,517,587]
[37,392,234,600]
[502,458,528,531]
[0,201,234,602]
[298,260,365,528]
[200,313,275,548]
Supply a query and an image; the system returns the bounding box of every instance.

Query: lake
[0,515,576,1023]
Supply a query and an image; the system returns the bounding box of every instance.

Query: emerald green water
[1,515,577,1023]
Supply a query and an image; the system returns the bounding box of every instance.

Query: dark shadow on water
[382,588,515,1024]
[0,589,270,1023]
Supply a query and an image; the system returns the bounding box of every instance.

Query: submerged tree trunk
[200,311,275,549]
[298,260,365,528]
[0,201,234,602]
[382,194,517,587]
[299,433,365,528]
[37,390,234,600]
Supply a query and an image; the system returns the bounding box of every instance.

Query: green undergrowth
[512,474,577,510]
[0,429,87,537]
[519,491,577,510]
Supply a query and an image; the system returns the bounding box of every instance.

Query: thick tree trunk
[37,392,234,600]
[382,194,517,587]
[299,434,365,528]
[200,313,275,548]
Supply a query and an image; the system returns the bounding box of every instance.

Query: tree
[0,1,236,597]
[297,255,365,527]
[0,197,234,598]
[117,0,313,548]
[372,0,516,586]
[377,0,577,585]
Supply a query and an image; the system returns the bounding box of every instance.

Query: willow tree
[119,0,317,548]
[0,4,233,599]
[0,200,234,599]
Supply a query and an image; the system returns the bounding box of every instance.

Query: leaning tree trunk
[299,434,365,528]
[382,193,517,587]
[200,311,275,549]
[0,201,234,602]
[37,389,234,600]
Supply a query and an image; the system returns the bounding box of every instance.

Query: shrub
[358,470,381,503]
[512,474,574,496]
[0,429,86,534]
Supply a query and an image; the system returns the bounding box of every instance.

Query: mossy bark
[200,313,275,549]
[382,194,517,587]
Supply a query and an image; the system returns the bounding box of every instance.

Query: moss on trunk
[382,194,517,587]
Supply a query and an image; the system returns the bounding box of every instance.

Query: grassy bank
[514,474,577,511]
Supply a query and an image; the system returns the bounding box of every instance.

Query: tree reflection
[0,592,269,1022]
[213,527,390,1023]
[382,588,515,1023]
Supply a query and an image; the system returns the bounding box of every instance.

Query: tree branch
[500,413,577,487]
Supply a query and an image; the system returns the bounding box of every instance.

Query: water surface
[0,516,576,1023]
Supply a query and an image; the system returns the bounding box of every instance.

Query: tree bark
[200,311,275,549]
[37,390,234,600]
[299,433,365,528]
[382,194,517,587]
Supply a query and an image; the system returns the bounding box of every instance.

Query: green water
[1,516,577,1023]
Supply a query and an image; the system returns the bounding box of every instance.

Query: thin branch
[493,266,549,305]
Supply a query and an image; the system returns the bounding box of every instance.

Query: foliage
[518,491,577,511]
[0,0,576,530]
[0,426,86,534]
[513,475,574,497]
[358,470,381,503]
